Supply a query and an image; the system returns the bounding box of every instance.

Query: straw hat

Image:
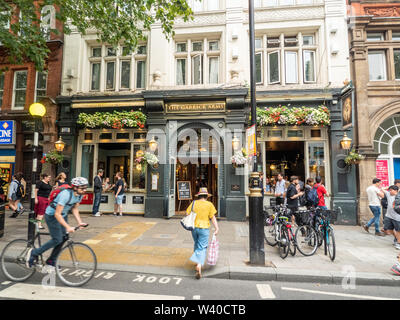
[196,187,212,197]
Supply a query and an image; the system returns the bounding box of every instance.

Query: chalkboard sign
[100,195,108,203]
[177,181,192,200]
[132,196,144,204]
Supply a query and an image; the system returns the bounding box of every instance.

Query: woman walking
[185,187,219,279]
[34,173,52,229]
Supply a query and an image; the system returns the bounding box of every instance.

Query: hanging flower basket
[77,110,146,129]
[344,149,364,166]
[256,105,330,127]
[41,150,63,165]
[231,148,248,168]
[135,152,159,173]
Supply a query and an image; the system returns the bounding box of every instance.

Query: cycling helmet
[71,177,89,187]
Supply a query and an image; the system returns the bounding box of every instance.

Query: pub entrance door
[175,158,218,215]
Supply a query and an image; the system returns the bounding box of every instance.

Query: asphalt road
[0,267,398,301]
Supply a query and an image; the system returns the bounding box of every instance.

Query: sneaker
[363,225,369,233]
[391,263,400,275]
[94,212,101,217]
[395,243,400,250]
[9,212,18,218]
[119,212,123,216]
[375,231,385,236]
[26,249,37,268]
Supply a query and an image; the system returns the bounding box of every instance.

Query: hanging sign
[376,159,389,188]
[0,121,15,145]
[246,124,256,156]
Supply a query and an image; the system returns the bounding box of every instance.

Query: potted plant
[41,149,64,165]
[135,152,159,172]
[344,149,364,165]
[231,148,248,168]
[77,110,146,129]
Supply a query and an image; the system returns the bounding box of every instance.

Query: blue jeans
[366,206,381,233]
[92,192,101,215]
[32,215,67,262]
[190,228,210,266]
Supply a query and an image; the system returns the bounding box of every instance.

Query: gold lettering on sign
[166,102,225,113]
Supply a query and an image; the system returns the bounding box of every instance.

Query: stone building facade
[348,0,400,223]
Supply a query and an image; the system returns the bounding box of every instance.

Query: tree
[0,0,193,71]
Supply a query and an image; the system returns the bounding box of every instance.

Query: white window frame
[12,70,28,110]
[303,50,316,83]
[368,50,387,81]
[255,52,263,84]
[268,50,280,84]
[367,32,385,42]
[120,59,131,90]
[285,51,298,84]
[90,62,101,91]
[34,71,47,102]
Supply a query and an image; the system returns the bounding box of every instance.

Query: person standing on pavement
[314,176,330,210]
[34,173,52,229]
[304,178,314,209]
[8,173,24,218]
[113,172,124,216]
[274,173,286,206]
[386,185,400,249]
[92,169,104,217]
[364,178,385,236]
[286,176,304,225]
[186,187,219,279]
[54,172,67,189]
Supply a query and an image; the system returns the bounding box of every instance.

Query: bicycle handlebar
[74,224,89,231]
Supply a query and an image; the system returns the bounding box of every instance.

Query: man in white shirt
[363,178,385,236]
[274,173,286,206]
[383,185,400,249]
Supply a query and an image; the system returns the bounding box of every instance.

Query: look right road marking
[256,284,276,299]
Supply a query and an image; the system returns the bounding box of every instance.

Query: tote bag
[180,201,196,231]
[207,234,219,266]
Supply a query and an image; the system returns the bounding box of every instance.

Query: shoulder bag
[180,200,196,231]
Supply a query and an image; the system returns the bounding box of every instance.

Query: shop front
[0,121,16,200]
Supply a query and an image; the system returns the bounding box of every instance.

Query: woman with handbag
[185,187,219,279]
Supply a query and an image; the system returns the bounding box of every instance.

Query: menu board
[376,159,389,188]
[177,181,192,200]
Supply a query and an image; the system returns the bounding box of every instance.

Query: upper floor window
[12,70,28,110]
[368,50,387,81]
[175,39,220,86]
[89,44,147,91]
[18,10,31,37]
[255,33,317,86]
[35,71,47,102]
[394,50,400,80]
[0,74,4,110]
[40,5,56,41]
[0,11,10,46]
[367,32,385,42]
[189,0,221,11]
[392,32,400,41]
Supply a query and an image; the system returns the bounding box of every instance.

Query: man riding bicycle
[27,177,88,268]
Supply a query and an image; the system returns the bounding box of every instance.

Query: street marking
[111,233,128,239]
[281,287,399,300]
[1,281,11,285]
[256,284,276,299]
[0,283,185,300]
[193,295,201,300]
[83,240,103,245]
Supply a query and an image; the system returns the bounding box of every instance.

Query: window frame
[368,50,387,81]
[35,71,47,102]
[284,51,298,84]
[303,49,316,83]
[12,70,28,110]
[268,50,281,84]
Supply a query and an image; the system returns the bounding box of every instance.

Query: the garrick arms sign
[166,102,226,113]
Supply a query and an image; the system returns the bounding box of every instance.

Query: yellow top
[186,200,217,229]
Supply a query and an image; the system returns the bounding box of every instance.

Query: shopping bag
[207,234,219,266]
[180,201,196,231]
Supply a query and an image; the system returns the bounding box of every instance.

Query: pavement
[1,208,400,287]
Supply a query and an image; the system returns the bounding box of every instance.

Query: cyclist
[26,177,88,268]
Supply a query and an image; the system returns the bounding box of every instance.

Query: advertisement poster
[376,159,389,188]
[246,125,256,156]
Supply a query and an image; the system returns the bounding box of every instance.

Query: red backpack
[49,184,73,209]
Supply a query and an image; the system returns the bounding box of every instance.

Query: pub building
[57,84,358,224]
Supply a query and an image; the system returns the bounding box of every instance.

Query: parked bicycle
[314,207,341,261]
[0,219,97,287]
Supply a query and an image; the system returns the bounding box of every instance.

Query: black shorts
[383,216,400,232]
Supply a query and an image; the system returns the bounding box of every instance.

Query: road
[0,268,398,301]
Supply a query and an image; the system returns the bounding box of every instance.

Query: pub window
[308,142,326,182]
[12,70,28,110]
[116,132,130,140]
[133,145,146,190]
[81,145,95,187]
[310,129,321,138]
[134,132,146,140]
[99,132,112,140]
[267,130,283,138]
[287,129,303,138]
[84,133,93,141]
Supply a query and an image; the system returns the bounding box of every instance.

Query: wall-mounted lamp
[54,136,66,152]
[270,164,276,170]
[232,136,240,151]
[148,136,158,152]
[340,132,352,150]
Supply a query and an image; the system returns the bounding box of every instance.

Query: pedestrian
[186,187,219,279]
[17,176,27,213]
[26,177,88,269]
[54,172,67,189]
[92,169,104,217]
[274,173,286,206]
[0,176,6,203]
[386,185,400,249]
[8,172,25,218]
[103,177,112,192]
[314,176,330,210]
[391,253,400,275]
[363,178,385,236]
[259,172,264,196]
[113,172,124,216]
[34,173,53,229]
[286,176,304,225]
[304,178,314,209]
[265,177,271,193]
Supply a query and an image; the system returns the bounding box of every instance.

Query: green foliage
[77,110,146,129]
[42,149,64,164]
[0,0,193,72]
[344,149,364,165]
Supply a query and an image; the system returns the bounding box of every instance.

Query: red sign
[376,160,389,188]
[80,192,93,205]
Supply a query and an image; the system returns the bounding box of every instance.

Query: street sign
[0,121,15,145]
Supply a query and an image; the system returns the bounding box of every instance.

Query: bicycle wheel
[288,229,296,256]
[0,239,36,282]
[295,225,318,256]
[56,242,97,287]
[326,227,336,261]
[264,219,278,247]
[278,226,289,259]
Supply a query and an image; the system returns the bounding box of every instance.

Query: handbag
[207,234,219,266]
[180,200,196,231]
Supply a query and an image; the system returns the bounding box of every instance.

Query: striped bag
[207,234,219,266]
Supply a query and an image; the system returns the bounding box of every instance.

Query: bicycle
[294,210,319,256]
[277,213,297,259]
[314,207,341,261]
[0,219,97,287]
